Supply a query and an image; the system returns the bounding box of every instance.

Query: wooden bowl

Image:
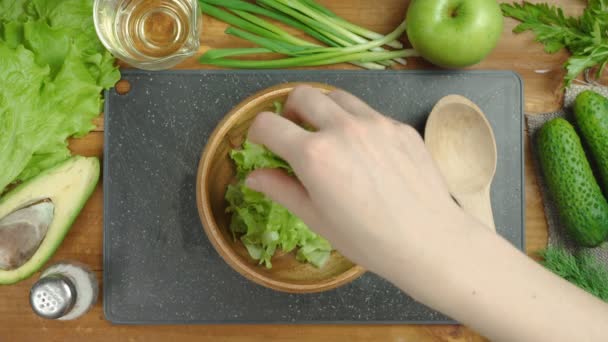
[196,83,365,293]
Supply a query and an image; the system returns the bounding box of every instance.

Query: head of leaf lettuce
[225,117,331,269]
[0,0,120,194]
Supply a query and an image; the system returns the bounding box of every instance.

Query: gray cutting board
[103,70,524,324]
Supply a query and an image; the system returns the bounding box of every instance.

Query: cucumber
[537,118,608,247]
[574,90,608,193]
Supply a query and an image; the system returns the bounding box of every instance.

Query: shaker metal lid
[30,274,76,319]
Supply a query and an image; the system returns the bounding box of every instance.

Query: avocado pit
[0,200,54,270]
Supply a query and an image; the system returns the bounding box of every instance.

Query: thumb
[246,168,318,226]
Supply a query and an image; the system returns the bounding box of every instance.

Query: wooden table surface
[0,1,587,341]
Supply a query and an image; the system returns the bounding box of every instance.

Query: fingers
[248,112,310,162]
[283,85,348,129]
[246,169,319,226]
[327,90,379,119]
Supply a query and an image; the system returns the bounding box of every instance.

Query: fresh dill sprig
[540,247,608,302]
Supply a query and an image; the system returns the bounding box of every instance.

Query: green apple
[406,0,503,68]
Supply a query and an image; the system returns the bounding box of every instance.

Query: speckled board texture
[103,70,524,325]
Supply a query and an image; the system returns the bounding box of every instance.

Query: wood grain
[0,0,584,340]
[425,95,498,232]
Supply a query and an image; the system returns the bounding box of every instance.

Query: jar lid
[30,273,76,319]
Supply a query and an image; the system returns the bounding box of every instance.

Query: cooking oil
[94,0,200,70]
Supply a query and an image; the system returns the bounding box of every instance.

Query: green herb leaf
[540,247,608,302]
[502,1,608,86]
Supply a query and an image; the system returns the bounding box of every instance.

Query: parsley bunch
[502,1,608,86]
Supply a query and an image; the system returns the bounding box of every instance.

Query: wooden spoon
[424,95,498,232]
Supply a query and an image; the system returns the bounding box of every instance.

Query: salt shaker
[29,261,98,320]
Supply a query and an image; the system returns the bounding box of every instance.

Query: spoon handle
[456,188,496,232]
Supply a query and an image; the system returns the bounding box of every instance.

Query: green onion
[222,27,387,70]
[255,0,356,43]
[223,19,406,57]
[300,28,396,66]
[271,0,366,45]
[259,0,405,65]
[198,0,415,69]
[277,0,404,53]
[200,0,338,47]
[225,27,312,55]
[201,50,417,69]
[292,23,396,67]
[201,21,416,69]
[299,0,404,49]
[289,20,407,56]
[230,9,316,47]
[200,2,282,41]
[202,2,386,69]
[202,48,274,60]
[299,0,336,17]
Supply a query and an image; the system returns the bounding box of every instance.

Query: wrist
[386,207,488,300]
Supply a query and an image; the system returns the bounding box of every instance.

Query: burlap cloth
[527,83,608,261]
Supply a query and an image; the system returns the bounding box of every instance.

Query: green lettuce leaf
[0,0,120,193]
[230,140,291,178]
[226,141,332,268]
[0,44,50,192]
[0,0,28,22]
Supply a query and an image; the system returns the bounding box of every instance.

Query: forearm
[248,86,608,340]
[389,212,608,342]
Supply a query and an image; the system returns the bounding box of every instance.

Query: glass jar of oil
[94,0,201,70]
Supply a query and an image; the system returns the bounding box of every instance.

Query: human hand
[245,85,469,283]
[245,86,608,342]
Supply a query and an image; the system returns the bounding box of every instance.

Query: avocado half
[0,156,100,285]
